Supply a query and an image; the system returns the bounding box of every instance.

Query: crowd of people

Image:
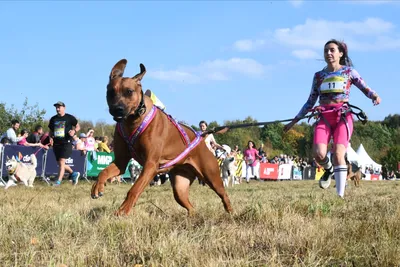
[0,102,116,186]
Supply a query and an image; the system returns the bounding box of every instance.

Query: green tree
[0,98,46,135]
[383,114,400,129]
[381,145,400,172]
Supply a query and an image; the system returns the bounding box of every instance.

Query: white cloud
[233,39,266,52]
[291,49,319,60]
[149,58,271,84]
[273,18,400,52]
[230,17,400,61]
[288,0,304,8]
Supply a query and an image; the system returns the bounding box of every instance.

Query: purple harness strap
[116,105,202,170]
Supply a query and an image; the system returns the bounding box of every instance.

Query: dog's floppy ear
[132,63,146,81]
[110,59,128,80]
[6,156,10,160]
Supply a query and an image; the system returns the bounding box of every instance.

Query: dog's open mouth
[113,116,124,122]
[111,106,137,122]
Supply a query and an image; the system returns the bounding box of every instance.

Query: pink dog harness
[116,105,202,169]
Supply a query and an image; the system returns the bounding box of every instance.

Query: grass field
[1,179,400,267]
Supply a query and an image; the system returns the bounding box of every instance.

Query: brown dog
[91,59,233,216]
[347,162,362,187]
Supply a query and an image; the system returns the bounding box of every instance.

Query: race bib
[320,76,347,94]
[54,121,66,138]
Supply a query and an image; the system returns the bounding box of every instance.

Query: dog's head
[5,156,18,174]
[106,59,147,122]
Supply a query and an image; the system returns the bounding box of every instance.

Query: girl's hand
[373,95,381,106]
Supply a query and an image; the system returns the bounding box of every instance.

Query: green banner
[86,151,132,178]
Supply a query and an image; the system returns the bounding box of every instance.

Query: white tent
[326,144,361,166]
[356,144,382,172]
[347,143,362,166]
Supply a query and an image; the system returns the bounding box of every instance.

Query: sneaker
[319,170,333,189]
[53,180,61,187]
[70,172,80,185]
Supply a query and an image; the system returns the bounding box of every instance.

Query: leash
[202,103,368,136]
[33,142,51,156]
[201,115,315,136]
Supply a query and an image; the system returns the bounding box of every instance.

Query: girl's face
[200,123,207,131]
[248,141,254,148]
[324,42,343,65]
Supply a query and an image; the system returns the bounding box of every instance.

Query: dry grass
[1,179,400,267]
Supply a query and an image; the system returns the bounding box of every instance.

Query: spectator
[26,125,44,144]
[244,140,261,183]
[85,128,96,152]
[258,143,265,156]
[72,133,87,154]
[388,170,396,180]
[98,136,111,153]
[17,129,48,149]
[198,120,224,155]
[0,119,26,145]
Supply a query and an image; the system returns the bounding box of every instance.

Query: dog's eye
[126,89,134,96]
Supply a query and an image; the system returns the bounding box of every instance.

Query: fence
[0,145,133,184]
[0,145,383,185]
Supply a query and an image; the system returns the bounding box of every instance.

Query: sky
[0,0,398,127]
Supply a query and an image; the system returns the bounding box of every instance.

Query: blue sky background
[0,0,398,127]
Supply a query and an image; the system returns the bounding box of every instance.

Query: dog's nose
[109,105,126,121]
[109,105,124,115]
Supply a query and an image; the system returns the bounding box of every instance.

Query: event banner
[292,167,303,180]
[303,166,316,180]
[44,148,86,177]
[278,164,292,180]
[259,163,279,180]
[1,145,46,178]
[86,151,132,178]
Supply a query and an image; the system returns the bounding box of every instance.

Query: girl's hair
[325,39,353,67]
[20,129,29,136]
[199,120,207,127]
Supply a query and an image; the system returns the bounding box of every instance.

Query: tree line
[1,98,399,172]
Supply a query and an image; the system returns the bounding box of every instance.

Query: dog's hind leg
[28,173,35,187]
[169,168,196,216]
[193,153,233,213]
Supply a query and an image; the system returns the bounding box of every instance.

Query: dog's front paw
[115,202,132,216]
[91,182,105,199]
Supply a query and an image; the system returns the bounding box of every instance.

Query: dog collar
[8,165,18,175]
[132,90,146,117]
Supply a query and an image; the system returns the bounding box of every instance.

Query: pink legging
[313,104,354,147]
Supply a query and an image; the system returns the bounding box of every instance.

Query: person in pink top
[85,128,96,152]
[17,129,48,149]
[244,140,261,183]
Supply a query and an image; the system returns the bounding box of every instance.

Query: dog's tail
[30,154,37,168]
